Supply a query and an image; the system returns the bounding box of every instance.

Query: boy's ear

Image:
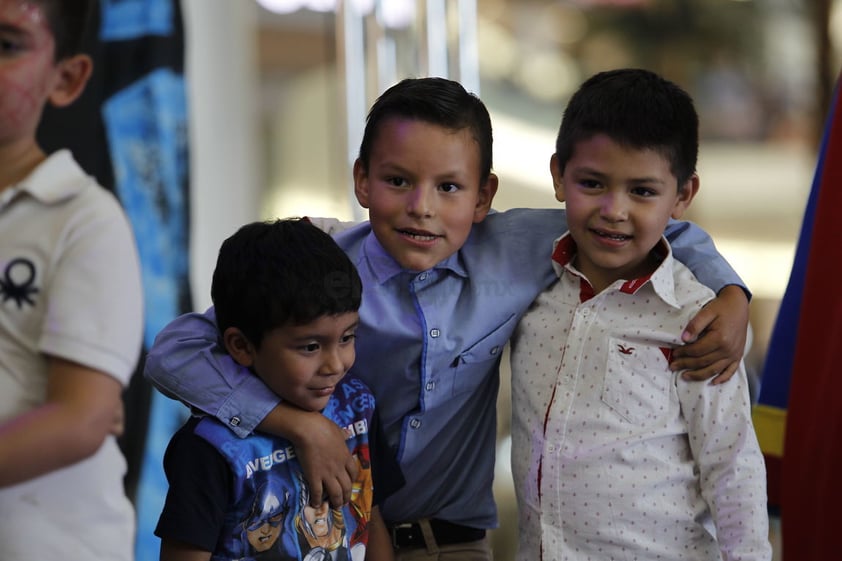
[671,173,700,219]
[222,327,256,368]
[352,159,371,209]
[549,154,565,202]
[48,54,93,108]
[472,172,498,223]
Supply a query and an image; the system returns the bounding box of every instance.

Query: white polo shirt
[0,150,143,560]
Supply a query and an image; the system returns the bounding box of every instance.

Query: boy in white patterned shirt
[510,68,771,561]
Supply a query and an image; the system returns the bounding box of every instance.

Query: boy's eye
[340,333,356,345]
[579,179,601,190]
[438,183,459,193]
[386,177,408,188]
[299,342,320,353]
[0,38,23,55]
[631,186,657,197]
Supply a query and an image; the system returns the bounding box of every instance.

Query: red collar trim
[553,236,669,300]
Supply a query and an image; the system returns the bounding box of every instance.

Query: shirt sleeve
[664,219,750,298]
[41,190,143,385]
[305,216,361,235]
[143,307,281,438]
[155,417,231,551]
[678,364,772,560]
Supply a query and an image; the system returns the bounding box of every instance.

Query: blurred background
[181,1,839,559]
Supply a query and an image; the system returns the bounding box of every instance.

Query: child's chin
[396,255,439,273]
[301,398,331,413]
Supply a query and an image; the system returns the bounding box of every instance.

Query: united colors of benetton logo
[1,258,39,308]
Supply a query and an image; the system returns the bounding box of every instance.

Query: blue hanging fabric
[95,1,191,559]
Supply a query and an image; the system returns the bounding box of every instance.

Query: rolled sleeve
[144,308,281,438]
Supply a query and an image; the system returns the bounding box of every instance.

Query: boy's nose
[320,349,345,375]
[407,185,435,217]
[600,194,628,221]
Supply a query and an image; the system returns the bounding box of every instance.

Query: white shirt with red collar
[510,233,770,561]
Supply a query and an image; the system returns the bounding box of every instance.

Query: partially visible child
[145,78,751,560]
[510,68,770,560]
[154,218,400,561]
[0,0,143,559]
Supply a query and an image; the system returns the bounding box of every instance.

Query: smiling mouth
[311,385,335,396]
[397,228,440,241]
[592,228,631,241]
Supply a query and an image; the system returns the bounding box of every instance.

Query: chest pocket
[601,337,672,425]
[451,313,516,396]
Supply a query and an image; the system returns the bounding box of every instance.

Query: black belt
[390,519,486,549]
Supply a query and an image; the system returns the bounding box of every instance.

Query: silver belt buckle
[391,522,416,549]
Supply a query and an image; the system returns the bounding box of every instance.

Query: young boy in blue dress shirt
[146,77,751,561]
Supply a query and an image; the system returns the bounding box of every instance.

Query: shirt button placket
[425,329,441,406]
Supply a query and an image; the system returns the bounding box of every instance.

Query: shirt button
[490,346,499,356]
[430,328,440,338]
[546,443,556,453]
[425,381,436,391]
[419,272,428,281]
[229,416,241,427]
[410,418,422,429]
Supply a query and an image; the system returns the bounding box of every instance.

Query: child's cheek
[0,71,41,129]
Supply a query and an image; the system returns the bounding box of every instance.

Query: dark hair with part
[555,68,699,187]
[33,0,95,60]
[357,77,494,185]
[211,218,362,348]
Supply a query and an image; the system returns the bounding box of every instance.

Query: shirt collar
[362,231,468,283]
[550,232,680,308]
[13,150,85,204]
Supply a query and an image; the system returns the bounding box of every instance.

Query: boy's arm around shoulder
[488,212,750,382]
[664,219,748,296]
[144,307,282,437]
[145,309,360,508]
[672,285,749,383]
[664,220,751,382]
[273,402,361,508]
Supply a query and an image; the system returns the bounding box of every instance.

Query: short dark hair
[555,68,699,187]
[34,0,95,60]
[211,219,362,348]
[358,77,494,185]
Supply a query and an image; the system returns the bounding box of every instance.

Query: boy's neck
[0,140,46,194]
[574,250,662,295]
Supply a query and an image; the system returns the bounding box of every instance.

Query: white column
[182,0,262,311]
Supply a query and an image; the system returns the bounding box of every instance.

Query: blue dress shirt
[144,208,745,529]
